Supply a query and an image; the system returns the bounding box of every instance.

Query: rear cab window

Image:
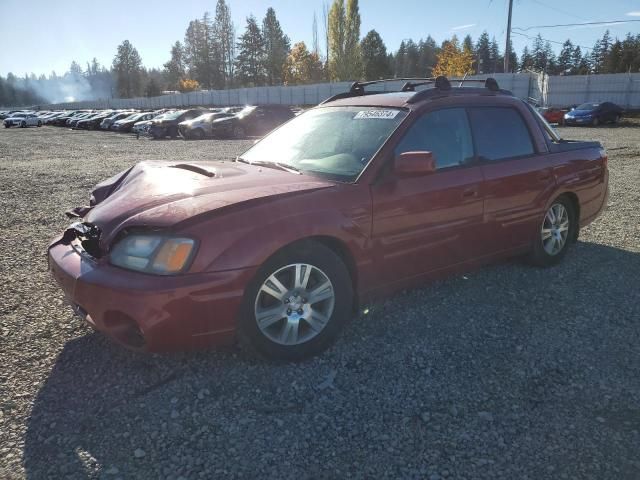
[467,107,535,161]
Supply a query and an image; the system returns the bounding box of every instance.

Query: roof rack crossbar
[321,76,503,105]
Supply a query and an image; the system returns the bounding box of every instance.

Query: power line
[511,31,593,51]
[529,0,589,22]
[514,19,640,32]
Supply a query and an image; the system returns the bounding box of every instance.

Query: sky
[0,0,639,77]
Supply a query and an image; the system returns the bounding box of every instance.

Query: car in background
[38,111,64,124]
[75,111,113,130]
[68,112,99,128]
[1,110,31,120]
[112,112,156,133]
[178,109,237,139]
[100,111,135,130]
[51,111,90,126]
[4,113,42,128]
[149,109,205,139]
[75,112,114,130]
[564,102,623,126]
[537,107,567,125]
[210,105,295,139]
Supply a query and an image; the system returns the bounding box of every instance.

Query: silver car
[4,113,42,128]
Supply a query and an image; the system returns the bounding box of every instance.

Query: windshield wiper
[235,157,301,175]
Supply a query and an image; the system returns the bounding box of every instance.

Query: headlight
[110,234,196,275]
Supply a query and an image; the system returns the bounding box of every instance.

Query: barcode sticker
[354,110,399,119]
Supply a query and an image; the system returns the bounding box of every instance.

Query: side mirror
[394,151,436,176]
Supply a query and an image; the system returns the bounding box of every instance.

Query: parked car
[48,76,608,360]
[178,110,236,139]
[67,112,97,128]
[100,111,135,130]
[564,102,623,126]
[112,112,156,133]
[51,111,90,126]
[4,113,42,128]
[210,105,295,139]
[149,109,205,139]
[537,107,567,125]
[75,111,114,130]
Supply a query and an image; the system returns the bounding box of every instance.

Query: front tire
[591,117,599,127]
[37,121,42,127]
[238,241,353,361]
[529,196,576,267]
[20,121,26,128]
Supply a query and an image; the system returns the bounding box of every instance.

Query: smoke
[16,72,114,105]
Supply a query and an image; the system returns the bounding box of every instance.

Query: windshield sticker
[354,110,399,120]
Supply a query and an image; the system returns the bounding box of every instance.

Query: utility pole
[504,0,514,72]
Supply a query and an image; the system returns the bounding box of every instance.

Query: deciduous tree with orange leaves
[432,35,474,77]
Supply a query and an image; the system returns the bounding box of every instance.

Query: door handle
[462,188,477,198]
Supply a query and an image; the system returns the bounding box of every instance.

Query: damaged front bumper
[47,229,256,352]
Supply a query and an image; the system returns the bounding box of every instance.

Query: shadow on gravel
[23,242,640,479]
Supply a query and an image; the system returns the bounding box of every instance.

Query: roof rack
[321,76,504,105]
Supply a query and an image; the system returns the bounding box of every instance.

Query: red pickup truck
[48,76,608,360]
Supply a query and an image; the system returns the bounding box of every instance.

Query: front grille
[63,222,102,258]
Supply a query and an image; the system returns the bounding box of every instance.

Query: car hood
[80,160,335,248]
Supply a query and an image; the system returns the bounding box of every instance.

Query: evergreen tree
[520,45,533,71]
[558,40,575,74]
[394,40,407,77]
[164,41,186,89]
[235,15,267,86]
[262,7,290,85]
[145,78,161,97]
[360,30,391,80]
[572,46,590,74]
[418,36,439,76]
[475,31,491,74]
[112,40,143,98]
[213,0,236,87]
[489,37,503,73]
[183,13,220,89]
[404,40,420,77]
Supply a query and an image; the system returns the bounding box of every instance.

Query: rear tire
[37,121,42,127]
[193,128,205,140]
[238,241,353,361]
[20,121,26,128]
[528,196,576,267]
[232,124,246,139]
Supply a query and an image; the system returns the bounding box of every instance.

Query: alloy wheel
[541,203,570,256]
[254,263,335,345]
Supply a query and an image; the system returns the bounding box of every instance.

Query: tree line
[1,0,640,106]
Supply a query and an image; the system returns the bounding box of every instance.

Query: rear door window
[467,107,535,161]
[394,108,474,169]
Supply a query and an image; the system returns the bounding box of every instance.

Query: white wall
[28,73,640,111]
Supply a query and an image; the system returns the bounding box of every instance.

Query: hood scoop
[170,163,217,177]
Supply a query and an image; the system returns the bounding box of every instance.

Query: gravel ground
[0,122,639,480]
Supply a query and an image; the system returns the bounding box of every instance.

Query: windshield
[161,110,186,120]
[576,103,598,110]
[240,106,408,181]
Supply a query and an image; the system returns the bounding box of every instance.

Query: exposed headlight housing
[110,234,196,275]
